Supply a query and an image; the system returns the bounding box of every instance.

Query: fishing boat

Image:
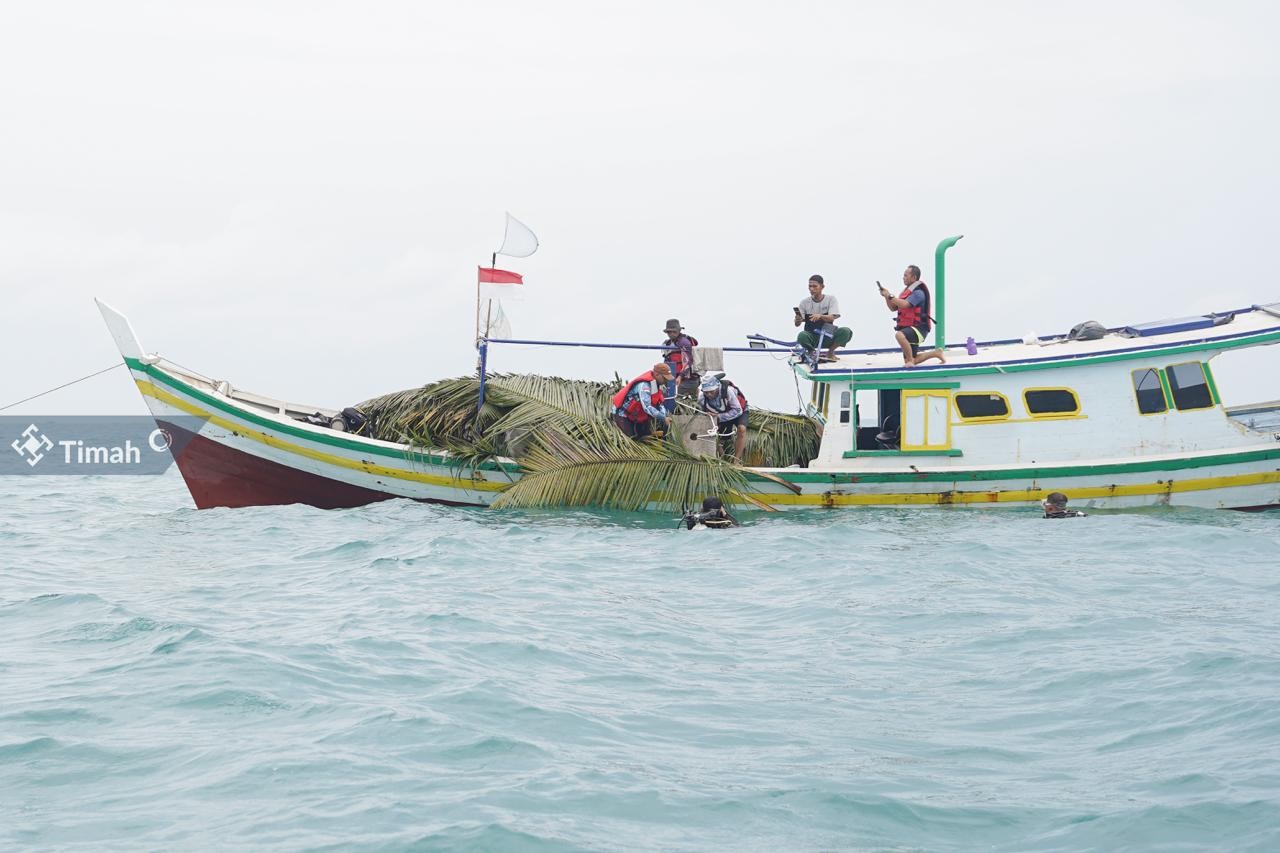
[95,238,1280,513]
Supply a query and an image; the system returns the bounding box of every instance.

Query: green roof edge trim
[799,329,1280,383]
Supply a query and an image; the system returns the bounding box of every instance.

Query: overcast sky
[3,1,1278,418]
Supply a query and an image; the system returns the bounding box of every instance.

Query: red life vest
[896,282,931,331]
[662,335,698,376]
[611,371,666,423]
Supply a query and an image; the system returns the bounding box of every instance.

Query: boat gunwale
[128,357,522,474]
[131,355,1280,489]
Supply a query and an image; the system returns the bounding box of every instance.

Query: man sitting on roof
[611,363,672,439]
[879,265,946,367]
[794,274,853,363]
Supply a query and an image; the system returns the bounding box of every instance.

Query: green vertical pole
[933,234,964,352]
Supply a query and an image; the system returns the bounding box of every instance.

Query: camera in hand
[683,509,736,530]
[680,496,739,530]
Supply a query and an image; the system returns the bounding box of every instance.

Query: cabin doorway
[852,388,952,452]
[854,389,901,450]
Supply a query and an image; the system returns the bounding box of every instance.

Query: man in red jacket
[878,265,945,367]
[611,363,673,439]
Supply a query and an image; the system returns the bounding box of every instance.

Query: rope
[0,362,125,412]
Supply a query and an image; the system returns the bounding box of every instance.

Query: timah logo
[1,416,208,476]
[10,423,55,467]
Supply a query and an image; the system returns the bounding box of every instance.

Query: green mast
[933,234,964,352]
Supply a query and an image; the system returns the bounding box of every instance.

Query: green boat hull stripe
[755,446,1280,485]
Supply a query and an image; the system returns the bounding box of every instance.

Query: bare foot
[901,361,915,368]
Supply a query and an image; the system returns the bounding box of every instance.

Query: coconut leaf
[481,374,618,437]
[356,372,821,511]
[744,409,821,467]
[492,422,749,513]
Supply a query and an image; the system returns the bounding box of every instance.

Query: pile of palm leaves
[357,373,819,512]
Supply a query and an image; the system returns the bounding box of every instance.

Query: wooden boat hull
[99,300,1280,512]
[133,357,1280,513]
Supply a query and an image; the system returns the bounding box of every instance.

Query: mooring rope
[0,362,125,412]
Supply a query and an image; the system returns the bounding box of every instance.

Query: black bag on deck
[1067,320,1107,341]
[338,407,369,435]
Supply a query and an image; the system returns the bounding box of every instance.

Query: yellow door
[900,389,952,451]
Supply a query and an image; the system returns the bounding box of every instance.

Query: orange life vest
[611,372,666,423]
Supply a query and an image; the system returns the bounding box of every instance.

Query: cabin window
[1166,362,1214,411]
[1023,388,1080,416]
[838,390,852,424]
[1131,368,1167,414]
[954,392,1010,421]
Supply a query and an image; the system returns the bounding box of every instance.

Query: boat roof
[800,302,1280,382]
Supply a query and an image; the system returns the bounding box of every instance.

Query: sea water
[2,472,1279,851]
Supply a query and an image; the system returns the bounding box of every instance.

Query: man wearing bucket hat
[659,319,698,415]
[697,374,749,462]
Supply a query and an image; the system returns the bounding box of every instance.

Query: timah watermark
[3,416,208,475]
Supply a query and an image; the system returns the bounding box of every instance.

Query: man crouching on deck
[879,265,945,367]
[612,363,672,439]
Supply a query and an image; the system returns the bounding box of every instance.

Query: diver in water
[1043,491,1087,518]
[681,496,740,530]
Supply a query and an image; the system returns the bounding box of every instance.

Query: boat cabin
[795,304,1280,470]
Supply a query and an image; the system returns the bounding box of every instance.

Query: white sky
[3,1,1278,416]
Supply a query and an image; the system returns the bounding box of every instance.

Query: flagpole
[476,252,497,350]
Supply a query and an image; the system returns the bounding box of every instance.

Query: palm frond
[492,421,748,513]
[481,374,618,437]
[744,409,821,467]
[356,372,819,512]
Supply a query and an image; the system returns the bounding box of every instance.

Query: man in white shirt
[793,274,853,362]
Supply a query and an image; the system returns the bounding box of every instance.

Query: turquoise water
[3,473,1280,851]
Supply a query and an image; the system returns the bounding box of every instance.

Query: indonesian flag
[478,266,523,301]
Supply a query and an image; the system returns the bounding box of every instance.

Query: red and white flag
[478,266,523,301]
[478,266,522,285]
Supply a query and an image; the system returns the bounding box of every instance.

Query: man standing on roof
[794,274,853,363]
[611,363,672,439]
[698,374,749,462]
[659,319,698,416]
[879,265,945,367]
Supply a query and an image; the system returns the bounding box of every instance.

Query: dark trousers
[613,413,653,438]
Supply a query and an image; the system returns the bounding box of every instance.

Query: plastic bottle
[965,336,978,356]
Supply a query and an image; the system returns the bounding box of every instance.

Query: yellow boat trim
[137,379,509,493]
[748,468,1280,506]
